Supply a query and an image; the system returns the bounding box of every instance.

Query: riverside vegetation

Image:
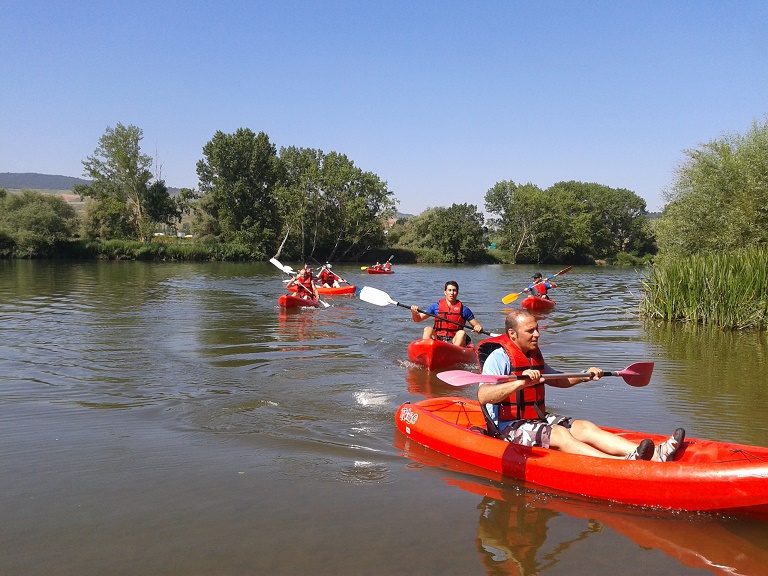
[3,116,767,329]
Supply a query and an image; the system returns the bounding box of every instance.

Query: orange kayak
[366,267,393,274]
[407,338,476,370]
[521,295,556,311]
[395,396,768,517]
[278,294,322,308]
[288,284,356,295]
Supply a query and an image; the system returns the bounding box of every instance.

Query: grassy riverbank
[641,247,768,330]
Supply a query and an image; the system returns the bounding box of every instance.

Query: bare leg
[422,326,434,340]
[567,420,639,457]
[452,331,468,346]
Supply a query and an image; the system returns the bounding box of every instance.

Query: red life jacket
[318,270,335,286]
[295,275,314,297]
[433,298,464,338]
[532,281,547,296]
[476,335,546,420]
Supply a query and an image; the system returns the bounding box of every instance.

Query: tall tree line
[74,125,397,261]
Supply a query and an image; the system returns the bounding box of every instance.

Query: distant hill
[0,172,181,195]
[0,172,91,190]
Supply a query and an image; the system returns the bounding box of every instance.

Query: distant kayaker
[410,281,483,347]
[317,263,344,288]
[286,265,319,299]
[525,272,556,299]
[476,309,685,461]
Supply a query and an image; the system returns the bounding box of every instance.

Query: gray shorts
[499,414,573,448]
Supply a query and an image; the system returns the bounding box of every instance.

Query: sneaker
[625,438,655,460]
[656,427,686,462]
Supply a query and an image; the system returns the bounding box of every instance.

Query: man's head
[443,281,459,303]
[532,272,542,280]
[504,309,539,354]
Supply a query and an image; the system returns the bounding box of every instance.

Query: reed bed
[640,247,768,330]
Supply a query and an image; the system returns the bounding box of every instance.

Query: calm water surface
[2,260,767,575]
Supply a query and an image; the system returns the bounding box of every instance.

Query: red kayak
[521,295,556,311]
[407,338,476,370]
[395,397,768,517]
[278,294,322,309]
[288,284,356,295]
[367,267,393,274]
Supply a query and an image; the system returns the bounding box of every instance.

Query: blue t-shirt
[424,301,475,322]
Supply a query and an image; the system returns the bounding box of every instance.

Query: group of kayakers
[412,275,685,463]
[286,263,349,300]
[370,261,392,272]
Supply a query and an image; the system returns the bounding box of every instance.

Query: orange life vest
[294,274,314,297]
[433,298,464,338]
[318,269,335,286]
[532,280,548,296]
[476,334,546,420]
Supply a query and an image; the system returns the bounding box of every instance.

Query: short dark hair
[444,280,459,291]
[533,272,542,279]
[505,309,534,333]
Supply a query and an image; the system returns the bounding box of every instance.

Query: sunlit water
[2,260,767,575]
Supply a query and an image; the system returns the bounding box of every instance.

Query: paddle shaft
[398,302,495,336]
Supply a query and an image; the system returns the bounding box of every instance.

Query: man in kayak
[477,309,684,461]
[525,272,556,299]
[286,265,319,299]
[317,263,344,288]
[410,281,484,347]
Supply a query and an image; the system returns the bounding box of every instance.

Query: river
[2,259,767,575]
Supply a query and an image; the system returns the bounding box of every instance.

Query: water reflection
[644,320,768,446]
[397,431,768,576]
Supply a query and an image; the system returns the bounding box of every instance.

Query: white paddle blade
[437,370,512,387]
[358,286,396,307]
[269,258,291,274]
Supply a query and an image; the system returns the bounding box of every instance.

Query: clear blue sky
[2,1,766,215]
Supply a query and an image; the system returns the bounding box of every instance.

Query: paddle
[361,254,394,271]
[269,258,330,308]
[436,362,654,388]
[359,286,501,337]
[501,266,572,305]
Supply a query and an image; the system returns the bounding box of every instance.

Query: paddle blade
[269,258,289,274]
[550,266,573,279]
[360,266,368,270]
[358,286,396,307]
[437,370,512,387]
[614,362,654,387]
[501,291,522,305]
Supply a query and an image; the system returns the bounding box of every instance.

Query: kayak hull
[288,284,356,295]
[407,338,476,370]
[367,268,393,274]
[521,296,556,311]
[395,397,768,516]
[278,294,322,309]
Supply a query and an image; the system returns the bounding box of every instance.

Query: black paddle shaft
[395,302,492,336]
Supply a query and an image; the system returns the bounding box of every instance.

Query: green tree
[656,117,768,255]
[195,129,283,257]
[76,123,178,241]
[429,203,486,263]
[486,179,653,263]
[275,147,396,261]
[0,190,78,256]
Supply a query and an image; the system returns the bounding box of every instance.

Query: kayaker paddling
[525,272,556,299]
[410,281,483,347]
[286,264,319,300]
[477,309,684,461]
[317,263,346,288]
